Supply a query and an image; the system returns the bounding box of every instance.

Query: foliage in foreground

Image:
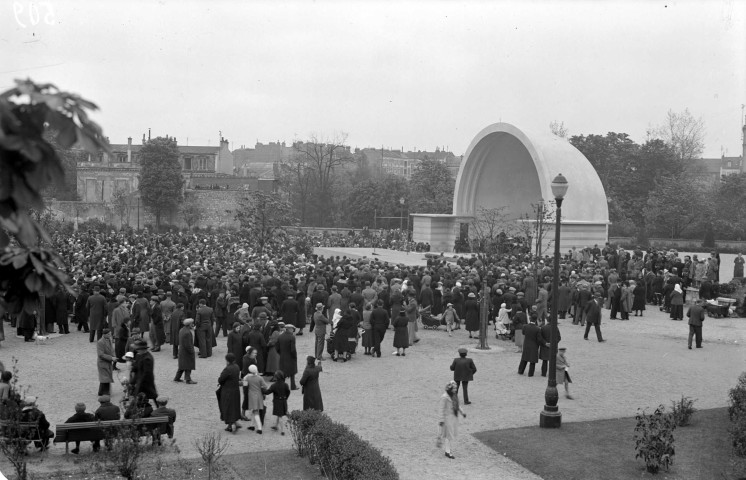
[671,395,697,427]
[728,372,746,457]
[287,409,399,480]
[634,405,676,474]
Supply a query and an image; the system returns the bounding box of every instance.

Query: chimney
[148,128,151,141]
[142,133,146,144]
[127,137,132,162]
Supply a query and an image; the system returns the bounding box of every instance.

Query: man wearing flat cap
[132,340,158,401]
[583,293,605,343]
[174,318,197,384]
[450,347,477,404]
[94,394,120,451]
[312,303,329,361]
[151,396,176,443]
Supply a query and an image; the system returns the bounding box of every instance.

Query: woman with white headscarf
[670,284,684,321]
[242,364,268,434]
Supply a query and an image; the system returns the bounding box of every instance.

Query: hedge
[287,409,399,480]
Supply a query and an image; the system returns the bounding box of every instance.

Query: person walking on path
[263,370,290,435]
[442,303,460,336]
[276,323,298,390]
[312,303,329,361]
[583,293,606,342]
[450,348,477,405]
[217,353,242,433]
[518,317,546,377]
[132,340,158,402]
[556,346,573,399]
[300,356,323,411]
[687,298,706,349]
[438,381,466,459]
[242,364,268,434]
[174,318,197,384]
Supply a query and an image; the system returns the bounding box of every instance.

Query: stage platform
[313,247,430,267]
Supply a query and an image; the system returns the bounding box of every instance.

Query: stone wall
[609,237,746,251]
[48,189,245,230]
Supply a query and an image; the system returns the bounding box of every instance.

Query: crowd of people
[0,226,741,457]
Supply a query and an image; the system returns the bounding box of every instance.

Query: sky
[1,0,745,157]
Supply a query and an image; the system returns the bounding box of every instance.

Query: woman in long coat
[218,353,241,433]
[299,356,323,411]
[463,293,480,337]
[265,324,282,376]
[438,381,466,459]
[361,303,373,355]
[392,310,409,356]
[631,280,646,316]
[247,325,267,374]
[669,284,684,320]
[226,322,244,362]
[333,311,354,361]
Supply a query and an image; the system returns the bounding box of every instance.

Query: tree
[517,200,555,258]
[291,135,353,226]
[181,193,203,230]
[0,79,108,316]
[469,206,517,255]
[648,108,705,164]
[138,136,184,230]
[341,175,409,228]
[409,159,455,214]
[235,191,295,253]
[713,173,746,240]
[278,151,314,225]
[111,189,130,228]
[643,174,709,238]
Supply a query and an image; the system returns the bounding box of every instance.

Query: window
[727,161,732,168]
[198,157,207,170]
[117,153,127,163]
[183,156,192,170]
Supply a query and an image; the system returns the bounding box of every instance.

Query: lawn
[474,407,746,480]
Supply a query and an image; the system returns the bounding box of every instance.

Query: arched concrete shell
[453,123,609,224]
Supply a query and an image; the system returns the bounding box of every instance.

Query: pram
[419,306,446,330]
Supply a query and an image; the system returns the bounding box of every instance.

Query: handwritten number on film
[13,1,55,28]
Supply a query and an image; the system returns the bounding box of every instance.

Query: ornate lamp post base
[539,385,562,428]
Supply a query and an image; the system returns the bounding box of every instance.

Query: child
[118,351,135,402]
[263,370,291,435]
[556,347,572,399]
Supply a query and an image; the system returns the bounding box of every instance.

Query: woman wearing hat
[438,381,466,459]
[242,365,268,434]
[464,292,480,338]
[227,322,244,362]
[392,310,409,356]
[265,322,283,376]
[299,356,323,411]
[217,353,242,433]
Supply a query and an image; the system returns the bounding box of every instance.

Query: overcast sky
[2,0,744,157]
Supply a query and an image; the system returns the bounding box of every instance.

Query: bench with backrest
[0,420,44,449]
[53,417,173,453]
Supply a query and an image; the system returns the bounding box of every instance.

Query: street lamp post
[539,173,569,429]
[399,197,405,231]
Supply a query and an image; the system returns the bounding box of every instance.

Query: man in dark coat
[149,296,165,352]
[370,300,390,358]
[86,285,108,342]
[74,285,90,333]
[55,286,71,334]
[195,299,215,358]
[174,318,197,384]
[518,318,546,377]
[539,322,560,377]
[132,340,158,401]
[276,323,298,390]
[151,396,177,442]
[94,394,120,451]
[132,292,151,334]
[170,303,185,359]
[450,347,477,404]
[279,293,301,330]
[687,298,706,349]
[583,293,605,342]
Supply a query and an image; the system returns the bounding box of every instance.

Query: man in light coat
[97,328,120,396]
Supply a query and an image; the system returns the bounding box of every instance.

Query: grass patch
[474,407,746,480]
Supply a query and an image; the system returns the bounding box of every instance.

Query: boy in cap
[556,347,572,399]
[449,347,477,404]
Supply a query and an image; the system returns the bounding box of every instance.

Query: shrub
[671,395,697,427]
[287,409,399,480]
[634,405,676,474]
[728,372,746,456]
[194,431,230,480]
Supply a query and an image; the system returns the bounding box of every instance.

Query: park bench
[0,420,45,449]
[53,417,173,454]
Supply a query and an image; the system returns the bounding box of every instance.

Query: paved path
[1,306,744,479]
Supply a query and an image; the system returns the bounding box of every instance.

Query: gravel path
[1,306,744,480]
